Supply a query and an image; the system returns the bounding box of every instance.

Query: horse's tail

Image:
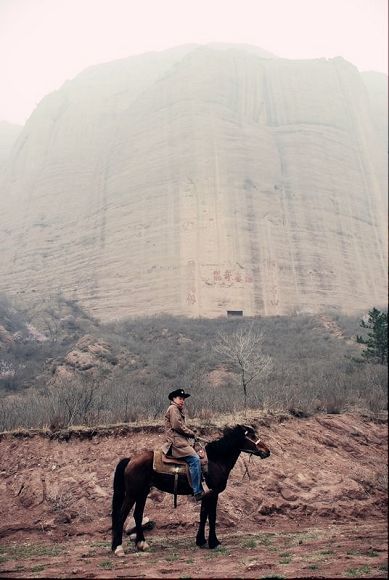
[111,457,131,551]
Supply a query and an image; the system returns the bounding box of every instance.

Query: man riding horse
[161,388,211,501]
[111,389,271,554]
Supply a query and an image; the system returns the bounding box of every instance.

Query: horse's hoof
[209,543,222,550]
[136,541,150,551]
[114,545,125,557]
[196,542,207,549]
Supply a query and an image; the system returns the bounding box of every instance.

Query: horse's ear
[237,424,248,436]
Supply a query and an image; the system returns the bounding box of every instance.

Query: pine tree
[356,307,388,365]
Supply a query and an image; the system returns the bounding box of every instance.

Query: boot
[194,487,212,501]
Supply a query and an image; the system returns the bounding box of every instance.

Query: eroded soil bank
[0,412,387,578]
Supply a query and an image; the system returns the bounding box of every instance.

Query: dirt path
[0,521,387,578]
[316,314,360,347]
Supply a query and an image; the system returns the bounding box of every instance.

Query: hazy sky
[0,0,387,124]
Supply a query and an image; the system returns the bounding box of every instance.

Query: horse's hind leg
[196,500,208,548]
[112,496,134,556]
[134,492,150,551]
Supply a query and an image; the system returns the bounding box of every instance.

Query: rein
[197,432,259,481]
[241,454,253,480]
[195,435,211,444]
[197,433,261,453]
[241,436,261,479]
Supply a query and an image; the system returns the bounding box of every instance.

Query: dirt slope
[0,412,387,578]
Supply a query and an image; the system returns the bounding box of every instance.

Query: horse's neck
[207,441,241,473]
[221,449,241,474]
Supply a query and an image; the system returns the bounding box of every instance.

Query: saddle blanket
[153,449,191,483]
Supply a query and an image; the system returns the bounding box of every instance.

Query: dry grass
[0,299,387,430]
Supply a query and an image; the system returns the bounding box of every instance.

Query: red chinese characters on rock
[211,270,254,285]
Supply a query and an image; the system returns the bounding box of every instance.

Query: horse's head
[237,424,270,459]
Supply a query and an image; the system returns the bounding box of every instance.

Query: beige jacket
[161,403,197,458]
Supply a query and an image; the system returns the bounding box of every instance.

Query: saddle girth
[153,449,190,508]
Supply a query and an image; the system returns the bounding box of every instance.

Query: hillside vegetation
[0,294,387,431]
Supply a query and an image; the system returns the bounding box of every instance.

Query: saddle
[153,443,209,508]
[153,449,190,508]
[153,448,190,479]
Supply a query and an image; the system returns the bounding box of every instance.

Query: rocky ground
[0,411,387,578]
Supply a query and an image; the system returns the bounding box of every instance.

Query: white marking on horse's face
[244,429,260,443]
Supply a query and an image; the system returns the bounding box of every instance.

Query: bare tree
[47,376,101,427]
[213,324,272,412]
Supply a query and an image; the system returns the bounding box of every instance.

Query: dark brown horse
[111,424,270,555]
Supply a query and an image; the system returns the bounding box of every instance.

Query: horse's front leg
[208,494,221,549]
[134,492,150,551]
[195,498,208,547]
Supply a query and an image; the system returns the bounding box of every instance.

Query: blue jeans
[183,454,202,495]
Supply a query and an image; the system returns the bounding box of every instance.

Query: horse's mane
[205,426,243,460]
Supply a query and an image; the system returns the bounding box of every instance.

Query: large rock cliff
[0,45,387,320]
[0,121,22,169]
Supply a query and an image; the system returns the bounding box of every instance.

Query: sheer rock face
[0,46,387,320]
[0,121,22,169]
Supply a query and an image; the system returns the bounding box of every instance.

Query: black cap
[168,388,191,401]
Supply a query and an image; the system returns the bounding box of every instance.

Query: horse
[111,424,270,555]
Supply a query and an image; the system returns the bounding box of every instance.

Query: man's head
[168,388,191,408]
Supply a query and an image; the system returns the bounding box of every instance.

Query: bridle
[196,429,264,454]
[241,430,262,454]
